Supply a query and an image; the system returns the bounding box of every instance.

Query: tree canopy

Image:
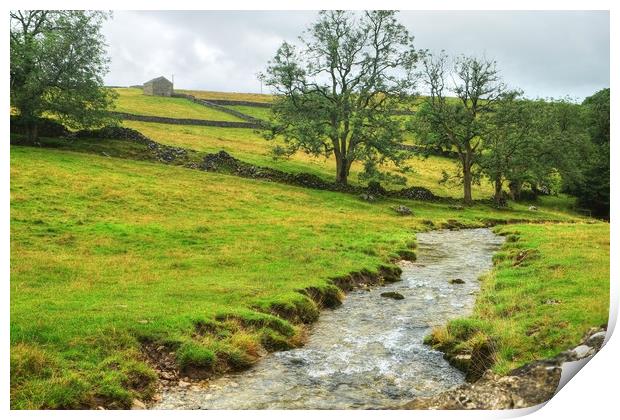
[260,10,420,185]
[569,88,610,219]
[10,10,117,140]
[412,53,508,204]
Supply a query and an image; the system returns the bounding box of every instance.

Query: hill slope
[10,88,606,409]
[112,88,245,122]
[10,143,583,409]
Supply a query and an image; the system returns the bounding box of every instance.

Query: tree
[413,53,507,204]
[260,10,420,185]
[10,10,116,140]
[570,89,610,219]
[481,97,591,204]
[583,88,610,146]
[478,93,538,205]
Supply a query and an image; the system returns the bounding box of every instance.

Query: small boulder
[586,331,606,349]
[359,193,376,202]
[381,291,405,300]
[392,205,413,216]
[449,278,465,284]
[528,206,538,211]
[571,344,594,359]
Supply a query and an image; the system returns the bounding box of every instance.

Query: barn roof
[144,76,172,85]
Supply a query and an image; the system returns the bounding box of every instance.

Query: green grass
[111,88,244,122]
[10,145,581,408]
[176,89,274,103]
[120,120,504,199]
[426,222,609,374]
[225,105,273,121]
[10,88,607,409]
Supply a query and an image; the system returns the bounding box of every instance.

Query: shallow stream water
[155,228,504,409]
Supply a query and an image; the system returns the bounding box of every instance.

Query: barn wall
[143,82,155,96]
[143,80,173,96]
[153,81,173,97]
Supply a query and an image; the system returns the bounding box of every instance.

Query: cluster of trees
[264,10,610,218]
[412,54,608,217]
[569,88,610,218]
[411,52,601,207]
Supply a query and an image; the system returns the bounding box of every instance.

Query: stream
[154,228,505,409]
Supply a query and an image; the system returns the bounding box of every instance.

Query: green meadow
[121,119,501,198]
[427,222,609,374]
[112,88,244,122]
[9,88,609,409]
[176,89,275,103]
[224,104,273,121]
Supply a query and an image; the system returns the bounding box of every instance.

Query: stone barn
[143,76,173,97]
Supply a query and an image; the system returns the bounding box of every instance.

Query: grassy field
[121,120,503,199]
[10,143,582,409]
[427,222,609,374]
[111,88,244,122]
[10,87,607,410]
[176,89,274,103]
[224,104,273,121]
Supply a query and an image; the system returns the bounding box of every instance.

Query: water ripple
[155,228,504,409]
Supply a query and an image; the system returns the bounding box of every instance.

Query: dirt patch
[513,249,541,266]
[141,342,181,386]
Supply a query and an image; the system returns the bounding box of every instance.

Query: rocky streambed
[153,228,505,409]
[404,326,607,410]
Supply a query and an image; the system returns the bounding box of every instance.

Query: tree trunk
[462,164,473,205]
[27,122,38,142]
[335,155,349,185]
[509,180,522,201]
[494,177,503,205]
[460,149,475,205]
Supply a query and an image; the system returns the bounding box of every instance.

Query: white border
[2,1,616,419]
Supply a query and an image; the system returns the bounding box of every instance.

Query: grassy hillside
[10,144,580,409]
[427,222,609,375]
[10,88,606,410]
[224,104,273,121]
[111,88,244,122]
[121,120,502,199]
[176,89,274,103]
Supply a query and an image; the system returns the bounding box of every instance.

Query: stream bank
[152,228,505,409]
[402,326,607,409]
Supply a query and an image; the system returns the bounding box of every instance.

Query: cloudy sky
[102,10,609,101]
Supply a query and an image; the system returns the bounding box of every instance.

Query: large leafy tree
[478,92,538,205]
[10,10,116,140]
[570,89,610,219]
[260,10,420,185]
[412,53,507,204]
[479,97,585,204]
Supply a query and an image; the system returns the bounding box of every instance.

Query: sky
[101,10,610,101]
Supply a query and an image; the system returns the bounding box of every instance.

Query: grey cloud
[102,10,609,100]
